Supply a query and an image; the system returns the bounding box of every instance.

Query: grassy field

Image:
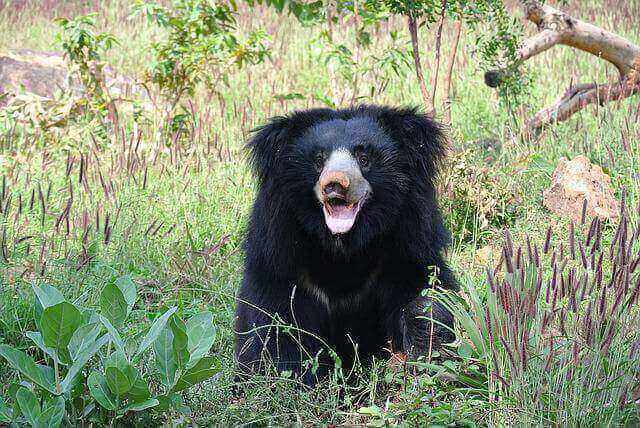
[0,0,639,426]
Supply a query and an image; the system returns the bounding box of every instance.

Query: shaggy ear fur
[374,107,446,183]
[246,109,337,182]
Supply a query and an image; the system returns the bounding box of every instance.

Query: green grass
[1,0,639,425]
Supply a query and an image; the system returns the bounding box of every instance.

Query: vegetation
[0,0,638,425]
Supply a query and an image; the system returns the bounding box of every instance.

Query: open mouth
[322,195,363,235]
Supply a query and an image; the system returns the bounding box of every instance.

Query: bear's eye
[356,151,370,169]
[314,152,325,171]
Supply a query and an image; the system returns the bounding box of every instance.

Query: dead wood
[486,1,640,133]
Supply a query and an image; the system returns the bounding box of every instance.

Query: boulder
[0,50,75,101]
[0,49,148,105]
[543,155,619,222]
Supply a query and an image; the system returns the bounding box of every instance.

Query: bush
[0,276,219,426]
[132,0,270,108]
[440,149,521,244]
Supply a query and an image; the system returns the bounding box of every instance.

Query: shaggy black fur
[234,105,457,385]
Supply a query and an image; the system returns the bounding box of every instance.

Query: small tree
[55,13,120,123]
[132,0,270,119]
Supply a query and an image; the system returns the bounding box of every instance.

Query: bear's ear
[246,109,336,182]
[375,107,446,180]
[246,116,291,182]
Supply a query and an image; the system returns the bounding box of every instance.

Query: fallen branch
[486,1,640,132]
[526,79,640,130]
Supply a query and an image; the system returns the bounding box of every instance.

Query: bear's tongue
[323,201,359,234]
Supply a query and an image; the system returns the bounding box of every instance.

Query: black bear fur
[234,105,457,385]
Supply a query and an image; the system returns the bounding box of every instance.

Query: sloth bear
[234,105,457,385]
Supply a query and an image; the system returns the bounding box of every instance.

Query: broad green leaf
[155,393,184,412]
[185,311,215,365]
[171,356,220,393]
[37,396,65,428]
[105,366,132,396]
[169,315,189,369]
[99,282,128,329]
[16,387,40,426]
[115,275,137,312]
[104,351,133,397]
[33,284,66,331]
[41,302,82,364]
[126,367,151,403]
[105,350,129,371]
[0,345,56,394]
[0,396,12,422]
[32,284,65,309]
[68,323,102,361]
[99,315,125,355]
[154,327,179,388]
[134,307,177,357]
[120,398,159,414]
[87,372,117,411]
[37,364,56,389]
[25,331,60,365]
[61,334,109,394]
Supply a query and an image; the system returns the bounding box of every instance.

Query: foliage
[132,0,270,108]
[54,13,119,120]
[252,0,530,109]
[320,28,413,104]
[470,2,531,109]
[440,149,521,244]
[0,277,219,426]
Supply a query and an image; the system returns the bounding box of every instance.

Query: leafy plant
[440,149,521,245]
[320,28,412,104]
[54,13,120,120]
[255,0,530,112]
[0,277,219,426]
[132,0,270,110]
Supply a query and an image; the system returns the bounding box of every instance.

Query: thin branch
[407,15,431,112]
[430,0,447,114]
[443,19,462,125]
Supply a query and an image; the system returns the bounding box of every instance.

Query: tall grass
[439,203,640,425]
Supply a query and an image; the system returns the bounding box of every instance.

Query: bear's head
[247,105,446,254]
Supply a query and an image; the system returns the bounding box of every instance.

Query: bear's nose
[324,181,347,197]
[321,171,350,197]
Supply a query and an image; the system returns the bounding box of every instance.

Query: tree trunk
[429,0,448,114]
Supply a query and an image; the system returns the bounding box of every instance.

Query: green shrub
[132,0,270,109]
[0,276,219,426]
[440,149,521,245]
[54,13,119,121]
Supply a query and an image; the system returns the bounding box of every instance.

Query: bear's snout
[321,171,350,199]
[313,149,372,235]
